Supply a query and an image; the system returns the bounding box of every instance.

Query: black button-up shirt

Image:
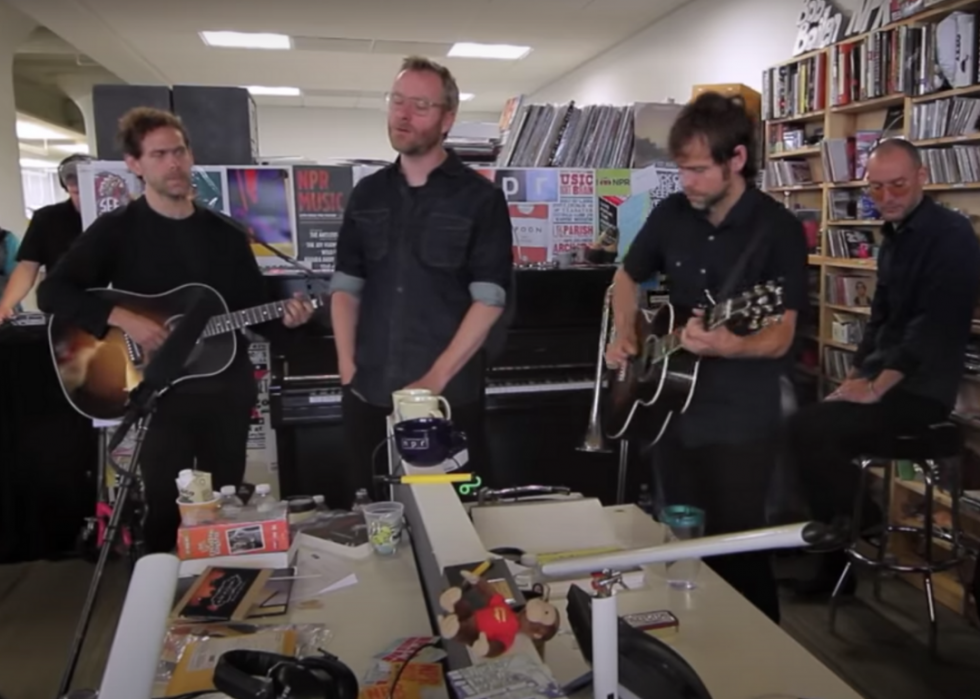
[329,150,513,408]
[622,187,809,447]
[854,197,980,411]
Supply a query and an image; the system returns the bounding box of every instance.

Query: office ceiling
[9,0,691,113]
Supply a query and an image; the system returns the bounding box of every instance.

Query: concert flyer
[291,165,353,272]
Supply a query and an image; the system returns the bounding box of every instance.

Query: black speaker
[172,85,259,165]
[92,84,173,160]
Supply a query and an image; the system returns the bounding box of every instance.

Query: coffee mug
[392,389,451,422]
[393,417,467,467]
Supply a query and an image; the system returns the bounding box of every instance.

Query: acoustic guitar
[47,282,324,421]
[603,282,784,443]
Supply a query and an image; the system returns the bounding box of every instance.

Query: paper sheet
[290,545,358,601]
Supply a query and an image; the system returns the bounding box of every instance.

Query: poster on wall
[596,165,681,264]
[226,166,296,268]
[291,165,353,272]
[552,169,597,258]
[191,166,229,213]
[77,161,145,230]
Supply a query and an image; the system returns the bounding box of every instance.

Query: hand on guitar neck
[108,306,169,351]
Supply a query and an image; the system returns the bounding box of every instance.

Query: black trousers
[337,387,490,510]
[654,429,781,624]
[786,390,948,527]
[138,378,258,554]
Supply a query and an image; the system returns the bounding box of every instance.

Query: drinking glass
[362,501,405,556]
[659,505,705,589]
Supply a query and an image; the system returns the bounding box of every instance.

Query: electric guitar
[47,283,325,421]
[603,282,784,443]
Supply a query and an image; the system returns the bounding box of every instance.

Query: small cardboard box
[177,514,291,560]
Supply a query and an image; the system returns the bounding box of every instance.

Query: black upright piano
[267,266,645,505]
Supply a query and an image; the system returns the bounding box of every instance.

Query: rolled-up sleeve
[467,188,513,307]
[329,188,366,299]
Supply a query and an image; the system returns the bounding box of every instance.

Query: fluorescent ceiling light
[52,143,90,154]
[245,85,301,96]
[448,42,531,60]
[16,120,70,140]
[459,93,475,101]
[200,31,291,50]
[20,158,58,169]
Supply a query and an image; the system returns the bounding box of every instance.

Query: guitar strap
[712,203,772,307]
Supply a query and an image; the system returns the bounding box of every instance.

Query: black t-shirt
[17,199,83,269]
[622,187,808,447]
[36,197,292,392]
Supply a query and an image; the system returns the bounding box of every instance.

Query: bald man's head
[866,138,926,222]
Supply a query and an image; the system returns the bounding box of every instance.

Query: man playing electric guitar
[37,108,314,554]
[605,93,808,624]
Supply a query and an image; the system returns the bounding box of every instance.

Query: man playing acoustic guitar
[38,108,314,554]
[605,93,808,624]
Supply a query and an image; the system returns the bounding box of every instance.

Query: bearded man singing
[327,56,514,507]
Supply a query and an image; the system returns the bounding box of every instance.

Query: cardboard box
[177,514,290,560]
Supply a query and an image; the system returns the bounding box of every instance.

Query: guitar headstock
[715,280,785,331]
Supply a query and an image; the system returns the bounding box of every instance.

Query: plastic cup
[363,501,405,556]
[659,505,705,590]
[176,497,220,527]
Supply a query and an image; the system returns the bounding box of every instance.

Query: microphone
[106,291,212,453]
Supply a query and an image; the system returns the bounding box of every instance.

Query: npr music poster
[474,167,597,263]
[291,165,352,272]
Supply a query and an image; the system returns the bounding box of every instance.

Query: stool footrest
[845,548,966,574]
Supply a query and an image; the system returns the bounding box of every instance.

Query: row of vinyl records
[496,102,635,169]
[909,96,980,141]
[824,347,855,382]
[921,144,980,184]
[761,51,827,121]
[830,11,978,106]
[825,228,877,260]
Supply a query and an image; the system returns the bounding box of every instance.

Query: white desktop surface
[542,505,864,699]
[286,540,432,680]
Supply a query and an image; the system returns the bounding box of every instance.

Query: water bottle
[252,483,278,515]
[218,485,245,520]
[352,488,372,512]
[637,483,655,516]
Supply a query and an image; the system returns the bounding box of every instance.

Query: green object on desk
[457,475,482,495]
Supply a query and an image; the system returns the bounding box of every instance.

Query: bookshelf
[762,0,980,622]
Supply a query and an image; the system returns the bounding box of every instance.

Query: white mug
[392,389,452,422]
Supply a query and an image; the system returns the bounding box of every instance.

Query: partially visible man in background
[0,154,91,320]
[329,56,514,507]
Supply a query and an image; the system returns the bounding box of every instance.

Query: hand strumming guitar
[108,306,169,351]
[605,331,637,369]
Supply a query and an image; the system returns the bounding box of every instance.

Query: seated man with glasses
[785,137,980,594]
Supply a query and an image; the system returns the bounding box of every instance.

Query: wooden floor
[0,558,978,699]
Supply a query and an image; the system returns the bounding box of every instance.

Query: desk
[287,540,433,679]
[545,505,863,699]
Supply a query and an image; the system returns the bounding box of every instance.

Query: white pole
[592,593,619,699]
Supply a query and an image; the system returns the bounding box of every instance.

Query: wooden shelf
[764,0,980,619]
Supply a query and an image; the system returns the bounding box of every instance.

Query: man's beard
[389,123,442,156]
[151,173,191,201]
[687,166,732,212]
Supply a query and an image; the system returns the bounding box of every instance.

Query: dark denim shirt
[329,150,513,407]
[854,197,980,412]
[622,187,809,447]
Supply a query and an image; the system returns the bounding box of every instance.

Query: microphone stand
[56,385,161,699]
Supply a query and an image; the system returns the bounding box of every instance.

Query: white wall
[256,106,501,163]
[532,0,860,105]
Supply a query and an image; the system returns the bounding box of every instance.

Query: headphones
[213,649,359,699]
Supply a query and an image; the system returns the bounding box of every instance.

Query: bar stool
[829,421,966,657]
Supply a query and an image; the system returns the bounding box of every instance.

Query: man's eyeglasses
[386,92,444,115]
[866,179,911,201]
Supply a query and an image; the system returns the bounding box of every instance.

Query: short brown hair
[400,55,460,112]
[117,107,191,158]
[668,92,758,181]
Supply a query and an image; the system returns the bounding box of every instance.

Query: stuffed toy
[437,569,560,658]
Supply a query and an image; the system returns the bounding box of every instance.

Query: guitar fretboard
[200,301,289,339]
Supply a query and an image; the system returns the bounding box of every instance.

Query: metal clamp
[590,569,627,597]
